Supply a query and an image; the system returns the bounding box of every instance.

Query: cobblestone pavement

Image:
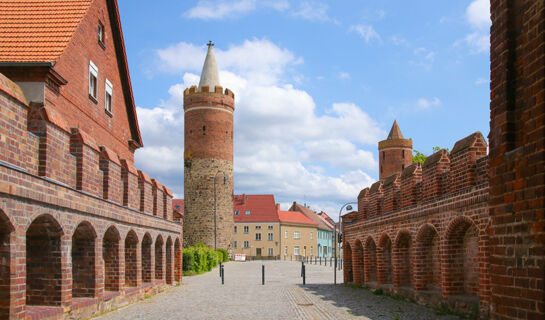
[95,261,461,320]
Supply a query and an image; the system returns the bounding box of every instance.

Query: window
[310,232,313,240]
[234,241,237,248]
[243,241,249,248]
[294,246,300,256]
[255,225,261,230]
[98,22,104,44]
[402,149,405,158]
[89,61,98,100]
[268,248,273,256]
[293,231,300,240]
[245,210,251,216]
[402,164,405,170]
[255,233,261,241]
[284,246,288,255]
[105,79,113,114]
[243,226,249,233]
[234,226,237,233]
[310,247,313,256]
[267,233,273,241]
[268,225,273,230]
[284,230,288,239]
[235,210,239,216]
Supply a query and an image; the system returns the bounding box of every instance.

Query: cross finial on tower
[207,40,214,48]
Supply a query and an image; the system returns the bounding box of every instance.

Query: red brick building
[0,1,182,319]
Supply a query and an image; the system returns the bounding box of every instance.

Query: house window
[255,233,261,241]
[268,225,273,230]
[245,210,251,216]
[310,232,313,240]
[89,61,98,100]
[234,241,237,248]
[243,226,249,233]
[268,248,273,256]
[98,22,104,44]
[284,246,288,255]
[255,225,261,230]
[105,79,113,114]
[267,233,273,241]
[284,230,288,239]
[234,226,237,233]
[294,231,300,240]
[294,246,300,256]
[243,241,249,248]
[235,210,239,216]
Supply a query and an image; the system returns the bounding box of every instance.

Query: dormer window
[245,210,250,216]
[105,79,113,114]
[89,61,98,101]
[98,22,104,46]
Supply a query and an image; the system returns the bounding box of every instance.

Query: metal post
[301,260,304,277]
[335,202,356,285]
[302,264,306,285]
[221,265,224,284]
[219,262,222,277]
[262,265,265,285]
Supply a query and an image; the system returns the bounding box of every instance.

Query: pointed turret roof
[198,41,220,91]
[387,120,404,140]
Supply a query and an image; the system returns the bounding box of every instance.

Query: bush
[217,249,229,262]
[182,243,223,275]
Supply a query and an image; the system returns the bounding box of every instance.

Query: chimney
[276,203,280,212]
[242,193,246,205]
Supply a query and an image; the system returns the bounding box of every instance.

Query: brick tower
[378,120,412,180]
[183,42,234,252]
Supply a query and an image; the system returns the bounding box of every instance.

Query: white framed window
[267,233,273,241]
[255,233,261,241]
[89,61,98,99]
[284,246,288,255]
[234,240,237,248]
[255,225,261,230]
[234,226,237,233]
[243,226,249,233]
[284,230,288,239]
[310,232,313,240]
[245,210,251,216]
[294,231,300,240]
[268,248,273,256]
[243,240,249,248]
[294,246,300,256]
[105,79,113,114]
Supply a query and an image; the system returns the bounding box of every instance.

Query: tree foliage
[412,146,449,164]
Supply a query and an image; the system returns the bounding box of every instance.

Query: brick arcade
[0,0,183,319]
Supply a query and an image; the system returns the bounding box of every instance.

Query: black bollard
[221,265,224,285]
[219,262,222,277]
[302,264,306,285]
[320,257,321,265]
[301,260,304,277]
[262,265,265,285]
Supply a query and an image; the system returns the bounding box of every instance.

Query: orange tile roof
[278,210,317,226]
[0,0,92,62]
[233,194,279,223]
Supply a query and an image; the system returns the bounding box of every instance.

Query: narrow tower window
[402,150,405,158]
[202,125,206,135]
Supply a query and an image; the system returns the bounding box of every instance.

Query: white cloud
[465,32,489,53]
[475,77,489,85]
[136,38,382,212]
[462,0,490,54]
[416,97,441,110]
[338,72,350,80]
[390,36,408,46]
[411,47,436,69]
[292,1,331,22]
[350,24,381,43]
[466,0,491,30]
[185,0,257,20]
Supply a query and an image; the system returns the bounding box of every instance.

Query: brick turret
[378,121,413,180]
[183,42,235,252]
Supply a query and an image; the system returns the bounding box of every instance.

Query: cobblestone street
[95,261,461,320]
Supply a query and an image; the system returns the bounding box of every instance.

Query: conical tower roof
[387,120,404,140]
[198,41,220,91]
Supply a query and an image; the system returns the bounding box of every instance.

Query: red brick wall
[489,1,545,319]
[343,132,491,317]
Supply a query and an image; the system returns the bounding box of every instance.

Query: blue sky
[118,0,491,216]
